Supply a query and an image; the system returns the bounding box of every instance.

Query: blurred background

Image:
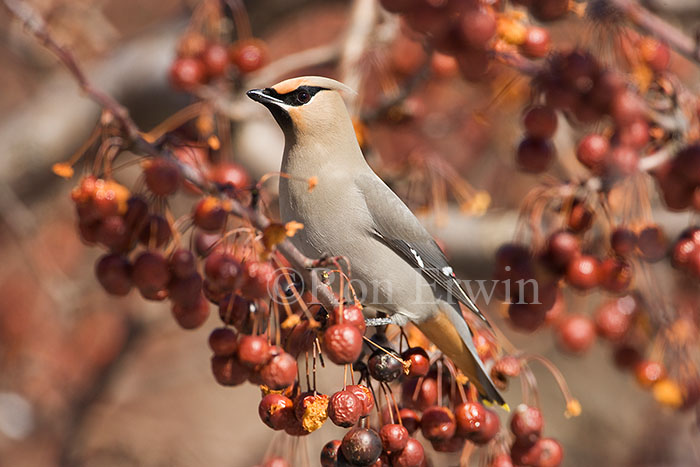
[1,0,700,466]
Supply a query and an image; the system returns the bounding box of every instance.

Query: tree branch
[2,0,340,312]
[609,0,700,65]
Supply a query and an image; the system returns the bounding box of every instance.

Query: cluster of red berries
[671,226,700,277]
[380,0,499,82]
[654,144,700,212]
[170,34,267,91]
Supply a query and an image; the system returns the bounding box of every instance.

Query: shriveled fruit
[322,324,363,365]
[347,384,375,417]
[368,349,403,382]
[328,390,362,428]
[379,423,409,452]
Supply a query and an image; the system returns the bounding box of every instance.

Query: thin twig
[608,0,700,65]
[2,0,340,313]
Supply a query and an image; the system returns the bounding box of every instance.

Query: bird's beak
[246,88,284,107]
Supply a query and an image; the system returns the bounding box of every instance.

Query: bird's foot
[365,317,394,327]
[311,254,350,270]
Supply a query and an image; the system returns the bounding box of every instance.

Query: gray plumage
[247,76,505,407]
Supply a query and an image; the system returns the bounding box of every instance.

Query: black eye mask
[263,86,328,106]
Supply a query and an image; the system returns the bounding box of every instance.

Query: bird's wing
[355,173,491,328]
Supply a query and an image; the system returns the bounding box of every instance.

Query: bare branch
[2,0,340,313]
[609,0,700,65]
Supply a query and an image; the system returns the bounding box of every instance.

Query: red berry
[132,251,171,298]
[599,257,632,293]
[230,40,267,73]
[618,119,650,149]
[172,294,210,329]
[515,137,555,173]
[241,261,277,299]
[368,349,403,383]
[328,390,362,427]
[401,347,430,378]
[341,427,383,466]
[399,408,421,434]
[613,345,642,370]
[193,197,227,232]
[258,393,295,430]
[379,0,412,13]
[491,355,522,390]
[95,254,132,296]
[531,0,569,22]
[139,214,171,248]
[238,335,271,367]
[322,324,363,365]
[170,249,197,278]
[168,272,202,308]
[390,437,424,467]
[611,228,637,256]
[567,201,594,232]
[594,296,636,341]
[402,377,437,411]
[346,384,375,417]
[531,437,564,467]
[203,42,229,77]
[170,57,206,90]
[431,435,465,453]
[210,162,250,190]
[566,255,600,290]
[611,91,644,126]
[420,406,456,442]
[523,105,558,139]
[456,48,490,82]
[143,158,181,196]
[471,408,500,444]
[380,423,409,452]
[576,134,609,173]
[556,314,596,354]
[546,230,581,271]
[639,37,670,72]
[204,252,242,291]
[638,225,667,262]
[320,440,341,467]
[508,302,547,332]
[218,294,256,328]
[461,6,497,49]
[608,145,639,176]
[522,26,550,58]
[489,454,514,467]
[211,355,249,386]
[260,347,297,389]
[635,360,666,388]
[672,238,697,269]
[332,304,366,334]
[455,401,485,437]
[510,405,543,445]
[208,327,238,356]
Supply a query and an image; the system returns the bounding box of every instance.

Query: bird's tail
[417,303,508,409]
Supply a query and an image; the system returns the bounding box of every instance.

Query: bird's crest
[272,76,356,96]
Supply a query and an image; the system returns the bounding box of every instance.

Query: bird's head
[246,76,357,145]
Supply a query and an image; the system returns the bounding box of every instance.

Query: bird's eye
[296,91,311,104]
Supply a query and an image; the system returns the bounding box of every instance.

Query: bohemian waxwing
[247,76,506,408]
